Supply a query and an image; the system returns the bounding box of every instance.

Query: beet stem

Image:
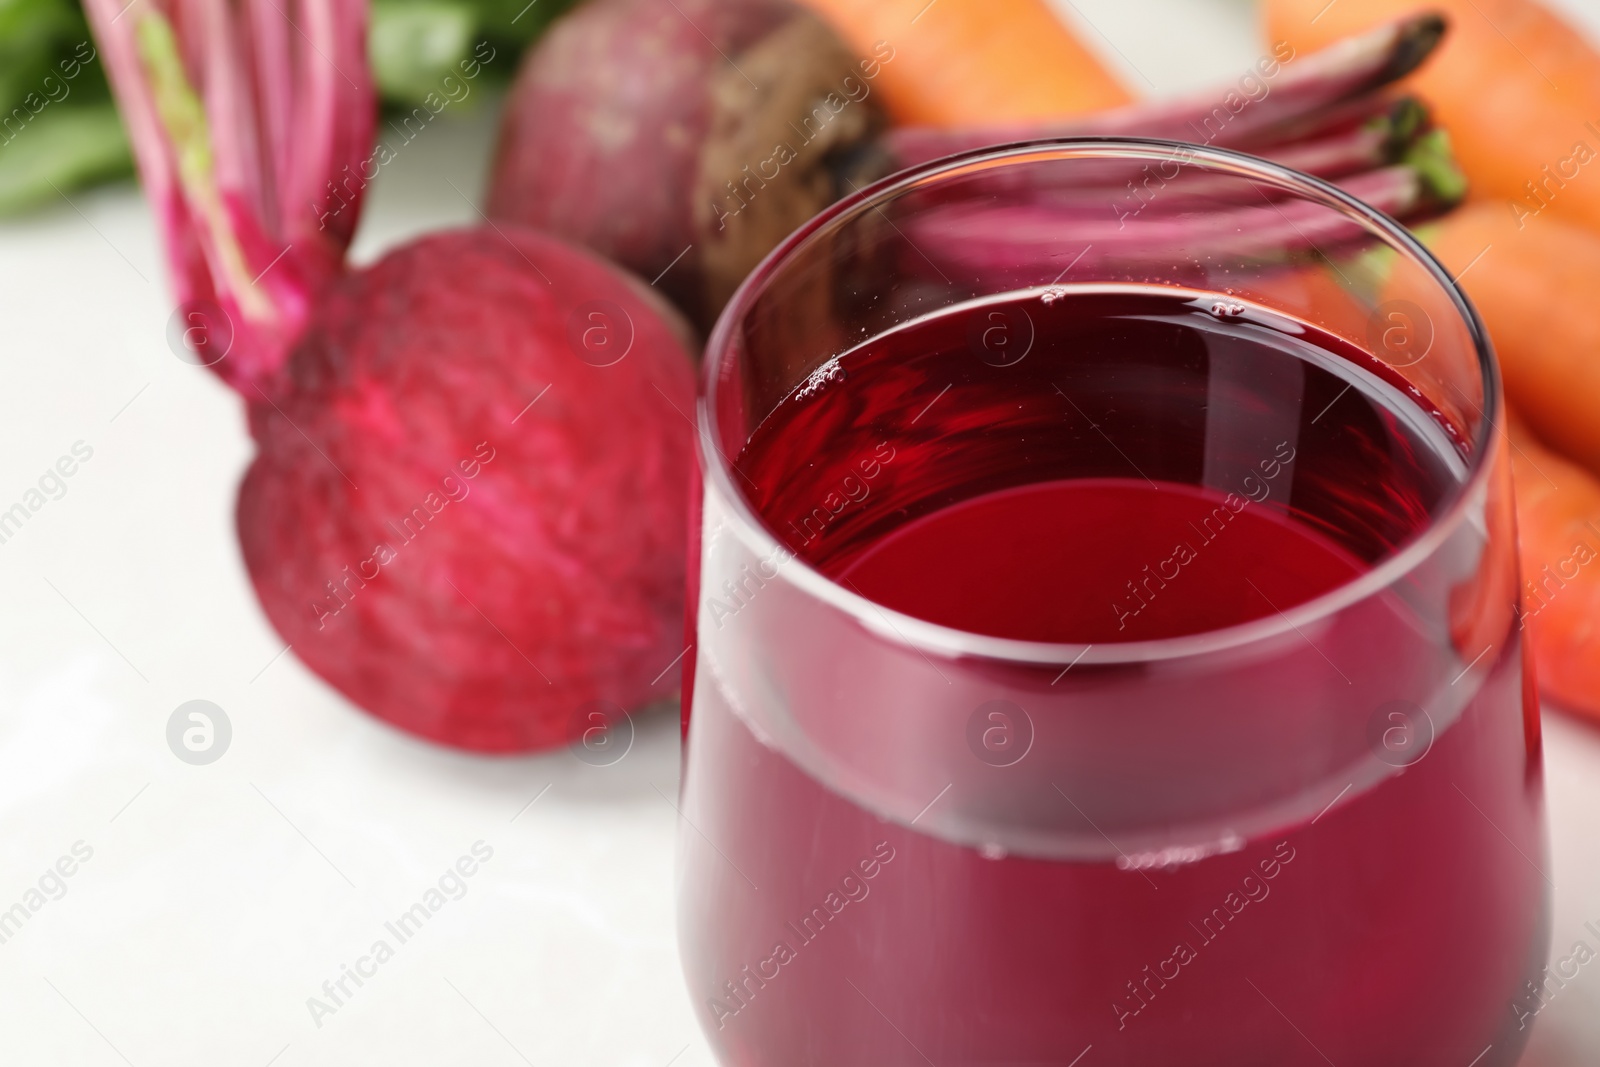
[886,13,1449,167]
[83,0,375,394]
[1235,93,1428,152]
[931,103,1444,217]
[901,155,1460,279]
[1262,110,1416,177]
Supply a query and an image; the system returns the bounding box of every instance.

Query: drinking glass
[678,139,1548,1067]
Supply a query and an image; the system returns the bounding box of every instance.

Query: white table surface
[3,1,1599,1063]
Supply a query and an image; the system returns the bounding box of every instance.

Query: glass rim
[698,136,1501,668]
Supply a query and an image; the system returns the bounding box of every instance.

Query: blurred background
[2,0,1599,1063]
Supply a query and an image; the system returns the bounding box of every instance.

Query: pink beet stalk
[886,13,1448,169]
[941,97,1436,211]
[1263,106,1425,178]
[85,0,373,394]
[85,0,700,752]
[902,159,1456,282]
[1231,88,1425,152]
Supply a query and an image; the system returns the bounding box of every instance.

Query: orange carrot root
[1506,416,1600,720]
[794,0,1134,126]
[1413,202,1600,475]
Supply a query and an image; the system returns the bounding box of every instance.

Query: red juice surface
[681,287,1546,1066]
[837,478,1367,644]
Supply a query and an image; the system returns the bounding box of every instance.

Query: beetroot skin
[238,227,696,751]
[488,0,887,330]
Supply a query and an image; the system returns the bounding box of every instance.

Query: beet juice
[680,285,1546,1066]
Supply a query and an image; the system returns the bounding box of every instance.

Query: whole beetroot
[88,0,696,750]
[240,231,694,750]
[487,0,890,330]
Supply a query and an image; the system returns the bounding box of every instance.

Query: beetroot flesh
[240,229,695,751]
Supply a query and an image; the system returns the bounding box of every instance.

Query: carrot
[794,0,1133,127]
[1506,414,1600,721]
[1409,202,1600,474]
[1263,0,1600,236]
